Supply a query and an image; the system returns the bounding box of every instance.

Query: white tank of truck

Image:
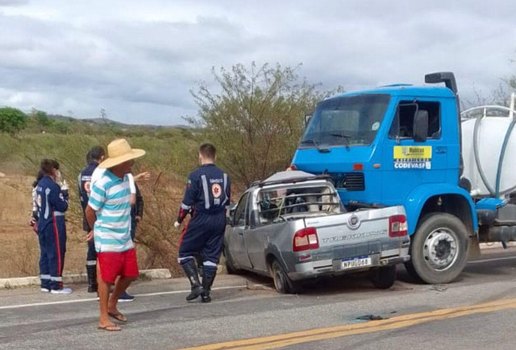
[461,93,516,197]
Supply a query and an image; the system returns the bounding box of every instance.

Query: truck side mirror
[413,110,429,142]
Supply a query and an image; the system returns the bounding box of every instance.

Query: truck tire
[370,265,397,289]
[409,213,469,284]
[224,246,239,275]
[271,260,298,294]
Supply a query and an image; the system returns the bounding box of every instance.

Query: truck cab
[292,73,481,284]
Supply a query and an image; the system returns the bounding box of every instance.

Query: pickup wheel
[370,265,397,289]
[409,213,469,284]
[223,246,240,275]
[271,260,298,294]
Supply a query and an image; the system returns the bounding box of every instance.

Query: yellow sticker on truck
[393,146,432,169]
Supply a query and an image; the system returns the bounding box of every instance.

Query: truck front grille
[330,172,365,191]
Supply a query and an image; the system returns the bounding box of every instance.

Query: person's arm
[86,181,106,240]
[85,205,96,241]
[134,171,151,182]
[174,174,198,227]
[31,186,39,221]
[127,173,136,205]
[135,184,144,221]
[50,182,69,212]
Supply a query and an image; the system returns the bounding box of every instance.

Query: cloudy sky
[0,0,515,125]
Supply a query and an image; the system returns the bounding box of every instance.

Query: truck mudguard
[404,183,478,235]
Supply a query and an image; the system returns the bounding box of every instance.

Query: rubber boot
[201,265,217,303]
[86,265,98,293]
[181,259,204,301]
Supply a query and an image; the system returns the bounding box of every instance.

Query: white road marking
[0,285,247,310]
[468,255,516,264]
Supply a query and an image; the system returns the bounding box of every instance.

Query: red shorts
[97,249,139,284]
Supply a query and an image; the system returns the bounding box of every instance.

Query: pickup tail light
[389,215,408,237]
[293,227,319,252]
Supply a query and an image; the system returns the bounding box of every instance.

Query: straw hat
[99,139,146,169]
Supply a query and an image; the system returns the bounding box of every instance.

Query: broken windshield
[300,94,390,147]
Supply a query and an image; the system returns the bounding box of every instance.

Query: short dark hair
[40,159,59,176]
[87,146,105,163]
[199,143,216,159]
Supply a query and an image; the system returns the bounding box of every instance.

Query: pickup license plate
[341,256,372,270]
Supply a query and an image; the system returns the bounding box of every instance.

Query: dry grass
[0,172,189,278]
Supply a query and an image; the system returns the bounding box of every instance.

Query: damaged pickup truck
[223,170,410,293]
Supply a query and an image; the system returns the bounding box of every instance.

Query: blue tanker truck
[291,72,516,284]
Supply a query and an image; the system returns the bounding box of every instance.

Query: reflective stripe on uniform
[177,256,196,263]
[222,173,229,206]
[44,188,51,220]
[203,261,217,267]
[201,175,210,210]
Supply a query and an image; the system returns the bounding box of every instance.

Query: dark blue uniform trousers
[179,213,226,264]
[38,217,66,290]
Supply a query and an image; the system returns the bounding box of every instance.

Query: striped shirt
[88,170,133,253]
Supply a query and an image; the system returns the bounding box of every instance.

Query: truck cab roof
[329,84,456,100]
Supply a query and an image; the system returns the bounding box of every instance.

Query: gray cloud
[0,0,515,125]
[0,0,28,6]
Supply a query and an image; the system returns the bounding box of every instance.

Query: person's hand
[174,221,181,229]
[134,171,151,182]
[86,231,94,241]
[29,219,38,234]
[61,180,69,191]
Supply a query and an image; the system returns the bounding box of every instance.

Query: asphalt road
[2,249,516,350]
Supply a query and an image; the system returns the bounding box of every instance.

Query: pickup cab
[223,170,411,293]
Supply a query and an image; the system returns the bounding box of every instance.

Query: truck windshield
[301,94,390,147]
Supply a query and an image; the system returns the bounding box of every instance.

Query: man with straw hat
[85,139,145,332]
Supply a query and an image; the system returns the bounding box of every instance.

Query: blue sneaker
[118,291,135,302]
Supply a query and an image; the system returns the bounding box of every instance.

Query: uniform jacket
[177,164,231,222]
[36,176,68,233]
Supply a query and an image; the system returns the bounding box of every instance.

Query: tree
[31,108,53,129]
[0,107,27,135]
[189,62,338,186]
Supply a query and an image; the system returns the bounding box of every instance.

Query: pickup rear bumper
[287,246,410,281]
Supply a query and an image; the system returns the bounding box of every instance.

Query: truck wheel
[370,265,396,289]
[224,246,239,275]
[271,260,298,294]
[410,213,469,284]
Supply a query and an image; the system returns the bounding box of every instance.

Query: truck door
[227,192,252,269]
[382,99,447,203]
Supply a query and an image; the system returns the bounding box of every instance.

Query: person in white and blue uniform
[78,146,105,293]
[36,159,71,294]
[175,143,231,303]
